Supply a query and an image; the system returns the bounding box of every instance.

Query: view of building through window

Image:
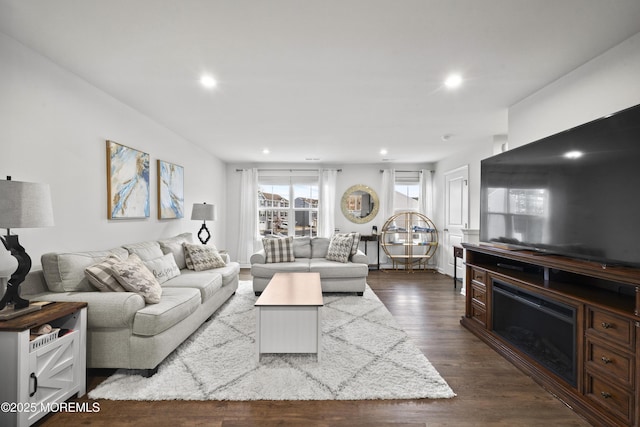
[394,183,420,212]
[258,181,318,237]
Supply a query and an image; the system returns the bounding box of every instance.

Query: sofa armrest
[351,250,369,265]
[250,249,266,265]
[29,291,146,329]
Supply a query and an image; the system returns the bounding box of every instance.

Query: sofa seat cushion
[251,260,310,279]
[309,258,369,278]
[162,269,222,302]
[133,287,201,336]
[210,261,241,286]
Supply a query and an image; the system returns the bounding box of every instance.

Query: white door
[444,166,469,283]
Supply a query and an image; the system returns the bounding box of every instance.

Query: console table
[360,235,380,270]
[461,244,639,427]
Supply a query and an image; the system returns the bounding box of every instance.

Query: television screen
[480,103,640,268]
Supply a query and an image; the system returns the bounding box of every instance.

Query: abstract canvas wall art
[106,140,150,219]
[157,160,184,219]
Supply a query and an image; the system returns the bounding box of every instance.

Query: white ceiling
[2,1,640,164]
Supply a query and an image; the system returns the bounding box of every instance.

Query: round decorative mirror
[341,184,380,224]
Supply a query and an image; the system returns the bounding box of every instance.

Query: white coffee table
[255,272,323,362]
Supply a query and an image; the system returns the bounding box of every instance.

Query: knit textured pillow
[183,243,226,271]
[109,254,162,304]
[326,234,355,263]
[334,232,361,257]
[262,236,295,263]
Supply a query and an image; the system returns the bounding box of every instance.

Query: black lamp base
[197,222,211,245]
[0,234,32,310]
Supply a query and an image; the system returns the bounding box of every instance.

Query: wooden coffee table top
[255,272,323,306]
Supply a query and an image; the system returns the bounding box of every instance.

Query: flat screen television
[480,103,640,268]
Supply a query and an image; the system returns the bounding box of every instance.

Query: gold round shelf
[380,211,438,271]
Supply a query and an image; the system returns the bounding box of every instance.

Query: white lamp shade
[0,245,18,278]
[0,180,54,229]
[191,203,216,221]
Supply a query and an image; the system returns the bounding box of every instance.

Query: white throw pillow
[143,253,181,284]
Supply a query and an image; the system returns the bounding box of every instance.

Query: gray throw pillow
[85,255,127,292]
[183,243,226,271]
[262,236,295,263]
[334,232,361,256]
[326,234,354,263]
[110,254,162,304]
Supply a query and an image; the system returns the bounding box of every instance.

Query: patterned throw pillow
[326,234,355,263]
[109,254,162,304]
[334,232,361,257]
[85,255,127,292]
[262,236,295,263]
[143,253,181,284]
[182,243,226,271]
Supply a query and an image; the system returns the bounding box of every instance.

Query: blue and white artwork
[158,160,184,219]
[107,140,150,219]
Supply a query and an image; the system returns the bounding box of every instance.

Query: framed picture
[157,160,184,219]
[106,140,150,219]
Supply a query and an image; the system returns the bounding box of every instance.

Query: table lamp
[191,202,216,244]
[0,176,54,319]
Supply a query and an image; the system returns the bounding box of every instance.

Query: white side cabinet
[0,302,87,427]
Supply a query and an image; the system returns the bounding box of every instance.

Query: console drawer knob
[600,391,612,399]
[600,322,611,329]
[601,356,612,364]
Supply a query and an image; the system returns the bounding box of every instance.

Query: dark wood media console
[461,244,639,427]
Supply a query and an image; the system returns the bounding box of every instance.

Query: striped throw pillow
[85,255,127,292]
[263,236,295,263]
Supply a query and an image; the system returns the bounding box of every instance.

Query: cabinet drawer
[470,301,486,327]
[584,372,633,425]
[586,307,634,349]
[471,269,486,285]
[585,339,634,387]
[471,282,486,306]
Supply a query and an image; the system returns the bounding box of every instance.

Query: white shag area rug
[88,281,456,401]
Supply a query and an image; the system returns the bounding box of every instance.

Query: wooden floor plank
[35,270,591,426]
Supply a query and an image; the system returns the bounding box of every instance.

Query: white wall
[0,33,227,267]
[224,162,432,267]
[510,32,640,148]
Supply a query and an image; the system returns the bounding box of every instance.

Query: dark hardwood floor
[35,270,591,426]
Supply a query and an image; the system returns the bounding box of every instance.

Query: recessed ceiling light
[262,148,270,155]
[564,150,583,159]
[200,74,217,89]
[380,149,388,156]
[444,73,463,89]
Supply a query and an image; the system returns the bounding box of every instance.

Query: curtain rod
[236,168,342,172]
[380,169,423,173]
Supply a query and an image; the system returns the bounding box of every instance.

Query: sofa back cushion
[158,233,193,269]
[310,237,331,258]
[293,236,311,258]
[42,247,129,292]
[122,241,164,261]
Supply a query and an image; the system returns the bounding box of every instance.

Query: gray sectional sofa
[250,236,369,295]
[21,233,239,375]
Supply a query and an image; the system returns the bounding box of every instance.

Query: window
[258,173,318,237]
[394,171,420,212]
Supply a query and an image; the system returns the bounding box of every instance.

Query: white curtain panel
[380,169,396,223]
[238,168,258,265]
[419,169,434,218]
[318,169,337,237]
